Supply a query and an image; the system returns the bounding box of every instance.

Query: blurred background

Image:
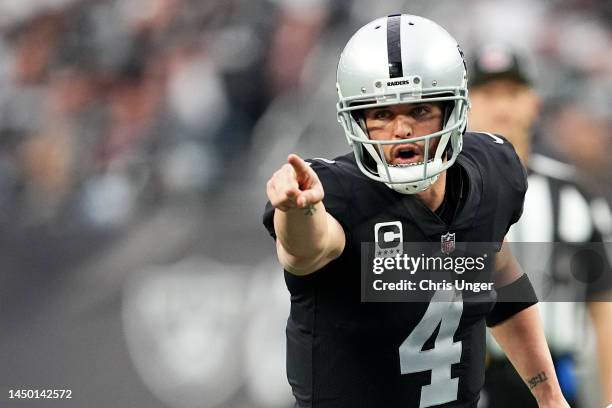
[0,0,609,407]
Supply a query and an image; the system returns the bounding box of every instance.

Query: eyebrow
[366,102,440,117]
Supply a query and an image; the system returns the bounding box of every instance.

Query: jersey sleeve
[508,163,528,229]
[464,132,529,248]
[262,159,351,240]
[495,134,529,233]
[481,132,528,237]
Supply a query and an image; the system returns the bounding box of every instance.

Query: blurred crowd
[0,0,610,231]
[0,0,610,407]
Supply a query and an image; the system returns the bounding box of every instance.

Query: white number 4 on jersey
[399,290,463,408]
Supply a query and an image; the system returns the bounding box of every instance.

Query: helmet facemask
[337,85,469,194]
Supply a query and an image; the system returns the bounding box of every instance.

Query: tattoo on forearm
[304,204,316,216]
[527,371,548,389]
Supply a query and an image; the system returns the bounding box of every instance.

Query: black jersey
[263,132,528,408]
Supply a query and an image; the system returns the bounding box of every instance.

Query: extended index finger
[287,154,311,177]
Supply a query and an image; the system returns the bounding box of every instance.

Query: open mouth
[392,144,423,165]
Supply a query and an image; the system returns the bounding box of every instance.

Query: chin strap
[377,161,442,194]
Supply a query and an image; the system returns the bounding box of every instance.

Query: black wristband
[486,274,538,327]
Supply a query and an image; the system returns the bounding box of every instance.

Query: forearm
[274,201,328,258]
[267,154,345,275]
[490,305,566,406]
[273,202,344,274]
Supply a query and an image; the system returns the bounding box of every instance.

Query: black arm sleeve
[486,273,538,327]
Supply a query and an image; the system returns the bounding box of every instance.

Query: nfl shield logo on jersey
[441,232,455,254]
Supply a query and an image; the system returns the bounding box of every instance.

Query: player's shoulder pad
[304,157,338,178]
[462,131,520,162]
[462,132,527,192]
[305,153,360,177]
[308,157,336,165]
[463,131,512,149]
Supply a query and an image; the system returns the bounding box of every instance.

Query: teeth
[391,158,435,167]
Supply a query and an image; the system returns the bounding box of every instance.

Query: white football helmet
[336,14,469,194]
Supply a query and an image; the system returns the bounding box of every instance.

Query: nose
[392,115,413,139]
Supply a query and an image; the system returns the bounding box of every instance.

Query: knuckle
[274,195,289,207]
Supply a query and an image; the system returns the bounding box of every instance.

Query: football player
[263,14,569,408]
[467,44,612,408]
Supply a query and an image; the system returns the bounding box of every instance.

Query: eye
[410,105,431,117]
[372,109,392,120]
